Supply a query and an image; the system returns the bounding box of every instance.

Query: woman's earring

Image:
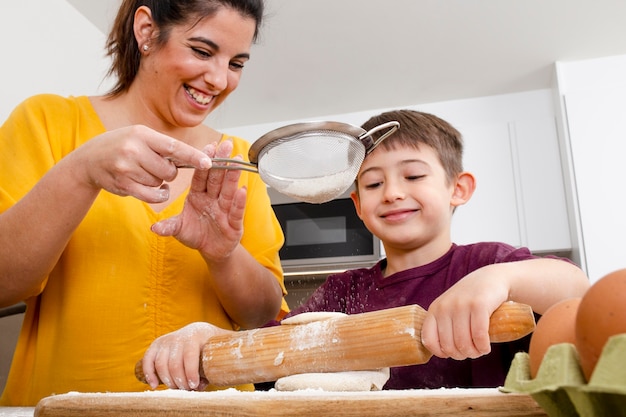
[142,44,149,52]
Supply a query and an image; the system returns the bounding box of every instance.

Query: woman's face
[138,7,256,129]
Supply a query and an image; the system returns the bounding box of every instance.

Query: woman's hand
[74,125,212,203]
[151,139,247,261]
[141,322,230,390]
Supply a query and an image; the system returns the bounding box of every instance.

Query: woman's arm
[0,155,100,307]
[0,125,212,307]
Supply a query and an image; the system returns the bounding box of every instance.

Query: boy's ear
[350,190,363,218]
[451,172,476,207]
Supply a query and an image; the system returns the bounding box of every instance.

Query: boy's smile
[379,207,419,223]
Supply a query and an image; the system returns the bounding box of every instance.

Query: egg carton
[501,333,626,417]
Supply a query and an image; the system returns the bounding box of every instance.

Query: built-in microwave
[268,187,382,276]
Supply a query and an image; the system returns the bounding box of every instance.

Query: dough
[280,311,347,325]
[275,368,390,392]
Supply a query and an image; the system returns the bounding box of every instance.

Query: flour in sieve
[276,170,356,204]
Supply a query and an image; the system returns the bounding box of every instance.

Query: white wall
[555,54,626,283]
[0,0,112,124]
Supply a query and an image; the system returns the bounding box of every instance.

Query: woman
[0,0,288,406]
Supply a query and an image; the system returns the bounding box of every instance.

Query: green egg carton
[501,333,626,417]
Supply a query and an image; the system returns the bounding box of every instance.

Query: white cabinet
[451,121,520,246]
[562,87,626,281]
[554,54,626,282]
[513,117,571,252]
[450,114,570,253]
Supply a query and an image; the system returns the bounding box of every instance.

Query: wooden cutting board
[34,389,548,417]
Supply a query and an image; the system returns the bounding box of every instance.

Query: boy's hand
[420,266,510,360]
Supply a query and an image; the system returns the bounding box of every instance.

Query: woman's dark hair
[105,0,264,96]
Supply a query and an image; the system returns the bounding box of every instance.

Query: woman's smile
[184,85,213,106]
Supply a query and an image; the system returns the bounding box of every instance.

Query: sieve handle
[170,157,258,173]
[359,121,400,154]
[211,158,258,173]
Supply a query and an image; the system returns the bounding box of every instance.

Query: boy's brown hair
[360,109,464,184]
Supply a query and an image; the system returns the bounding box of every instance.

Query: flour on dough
[275,368,390,392]
[277,311,388,391]
[280,311,347,325]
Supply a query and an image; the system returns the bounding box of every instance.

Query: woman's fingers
[145,128,212,170]
[141,349,160,390]
[205,140,234,200]
[82,126,214,202]
[183,345,202,390]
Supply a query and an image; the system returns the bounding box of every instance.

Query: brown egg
[575,268,626,381]
[528,297,581,378]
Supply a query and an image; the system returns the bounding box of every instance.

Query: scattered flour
[0,408,34,417]
[288,321,331,351]
[40,387,505,399]
[274,351,285,366]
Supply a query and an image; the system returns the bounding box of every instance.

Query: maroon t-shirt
[285,242,561,389]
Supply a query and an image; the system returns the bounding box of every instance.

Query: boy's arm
[421,258,589,361]
[500,257,589,314]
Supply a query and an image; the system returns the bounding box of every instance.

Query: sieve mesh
[256,130,366,204]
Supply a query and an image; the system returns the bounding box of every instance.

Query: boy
[140,109,589,391]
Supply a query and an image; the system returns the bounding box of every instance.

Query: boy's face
[351,144,471,252]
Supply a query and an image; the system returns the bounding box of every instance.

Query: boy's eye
[407,174,426,181]
[363,181,382,190]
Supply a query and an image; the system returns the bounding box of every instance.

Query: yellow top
[0,94,288,406]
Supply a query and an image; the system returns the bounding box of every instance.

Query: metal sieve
[182,120,399,204]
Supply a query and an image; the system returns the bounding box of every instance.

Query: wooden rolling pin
[136,301,535,387]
